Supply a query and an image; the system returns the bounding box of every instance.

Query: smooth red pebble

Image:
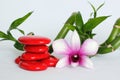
[18,35,51,45]
[21,52,50,60]
[19,61,48,71]
[42,56,59,67]
[24,45,48,53]
[15,56,21,64]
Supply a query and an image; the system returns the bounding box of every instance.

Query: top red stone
[18,36,51,45]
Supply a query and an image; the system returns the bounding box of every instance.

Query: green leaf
[8,11,33,31]
[7,31,16,41]
[14,41,24,51]
[75,12,84,33]
[88,2,96,13]
[90,33,96,38]
[97,2,105,11]
[16,28,25,35]
[89,2,105,18]
[90,12,93,17]
[0,39,8,41]
[88,2,97,18]
[0,31,9,39]
[84,16,110,31]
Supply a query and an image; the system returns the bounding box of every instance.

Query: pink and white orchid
[52,30,99,69]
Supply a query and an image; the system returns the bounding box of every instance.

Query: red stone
[18,35,51,45]
[15,56,21,64]
[21,52,50,60]
[24,45,48,53]
[19,61,48,71]
[42,56,59,67]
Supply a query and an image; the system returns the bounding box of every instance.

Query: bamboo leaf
[14,41,24,51]
[17,28,25,35]
[89,2,105,18]
[84,16,110,31]
[90,33,96,38]
[8,11,33,31]
[0,39,8,41]
[0,31,9,39]
[75,12,84,31]
[88,2,96,13]
[90,12,93,17]
[97,2,105,11]
[88,2,97,18]
[7,31,16,41]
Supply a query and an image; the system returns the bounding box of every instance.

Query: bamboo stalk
[98,36,120,54]
[104,18,120,44]
[98,18,120,54]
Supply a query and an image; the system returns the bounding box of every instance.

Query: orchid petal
[52,39,71,55]
[56,56,69,68]
[71,30,81,51]
[79,56,94,69]
[71,62,79,67]
[80,39,99,56]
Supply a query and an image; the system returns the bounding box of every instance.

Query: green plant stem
[102,18,120,45]
[49,12,77,53]
[98,18,120,54]
[106,26,119,43]
[94,12,97,18]
[7,31,17,42]
[98,36,120,54]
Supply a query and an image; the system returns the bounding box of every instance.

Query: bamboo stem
[103,18,120,44]
[98,37,120,54]
[98,18,120,54]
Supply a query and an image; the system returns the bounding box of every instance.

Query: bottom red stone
[19,61,48,71]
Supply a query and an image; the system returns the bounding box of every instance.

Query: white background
[0,0,120,80]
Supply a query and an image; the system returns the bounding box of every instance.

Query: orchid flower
[52,30,99,69]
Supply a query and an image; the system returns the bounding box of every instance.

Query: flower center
[71,54,80,62]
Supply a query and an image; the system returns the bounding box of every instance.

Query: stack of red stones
[15,35,58,71]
